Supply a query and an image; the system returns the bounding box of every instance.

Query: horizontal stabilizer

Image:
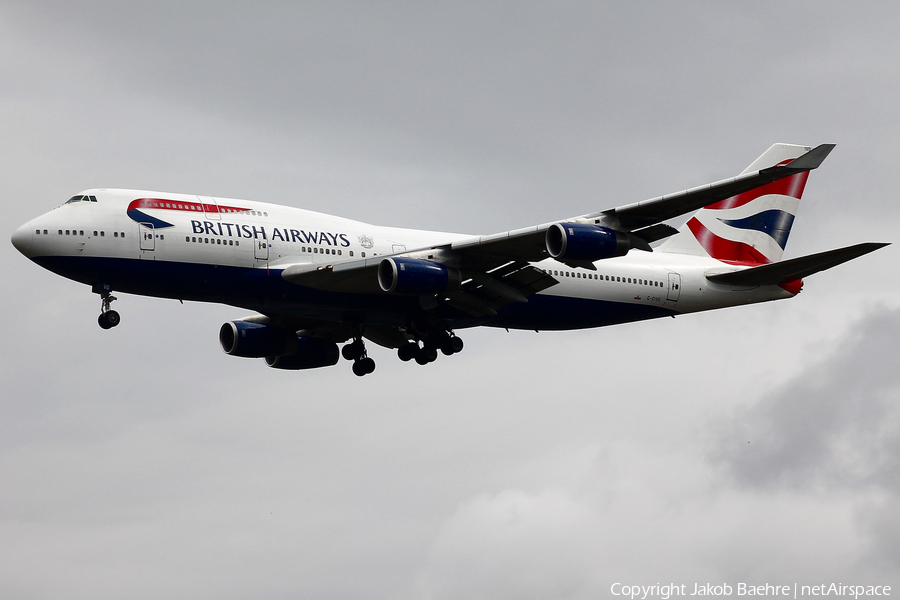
[706,242,889,286]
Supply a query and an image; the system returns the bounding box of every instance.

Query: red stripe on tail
[687,218,770,265]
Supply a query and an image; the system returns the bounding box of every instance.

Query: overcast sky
[2,2,898,599]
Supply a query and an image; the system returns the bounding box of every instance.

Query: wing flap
[448,263,557,316]
[281,259,382,293]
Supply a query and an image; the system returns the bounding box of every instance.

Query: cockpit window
[63,195,98,205]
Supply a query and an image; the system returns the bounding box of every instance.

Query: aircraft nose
[11,222,35,257]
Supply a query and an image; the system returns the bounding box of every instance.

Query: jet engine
[378,257,461,294]
[545,223,631,262]
[219,321,298,358]
[265,338,340,370]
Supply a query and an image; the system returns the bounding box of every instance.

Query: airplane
[11,143,888,376]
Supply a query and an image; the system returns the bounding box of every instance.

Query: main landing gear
[97,291,120,330]
[397,330,464,366]
[342,337,376,377]
[341,327,464,376]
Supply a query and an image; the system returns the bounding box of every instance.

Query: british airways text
[190,220,350,246]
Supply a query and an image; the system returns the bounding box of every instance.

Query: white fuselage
[12,188,796,332]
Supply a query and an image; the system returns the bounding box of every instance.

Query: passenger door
[667,272,681,302]
[254,237,269,261]
[139,223,155,251]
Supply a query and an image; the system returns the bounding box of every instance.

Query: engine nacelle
[546,222,630,262]
[265,338,340,370]
[378,257,461,295]
[219,321,298,358]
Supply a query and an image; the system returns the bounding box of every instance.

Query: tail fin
[657,143,814,264]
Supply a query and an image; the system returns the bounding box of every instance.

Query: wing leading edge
[446,144,836,265]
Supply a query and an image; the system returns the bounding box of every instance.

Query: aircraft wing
[446,144,836,264]
[281,144,836,317]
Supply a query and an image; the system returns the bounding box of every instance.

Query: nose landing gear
[97,291,120,330]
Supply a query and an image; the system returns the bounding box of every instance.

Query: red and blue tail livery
[11,143,888,376]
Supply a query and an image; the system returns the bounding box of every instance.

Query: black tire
[342,341,363,361]
[360,357,376,374]
[106,310,121,328]
[352,360,367,376]
[449,336,464,353]
[414,351,430,365]
[423,347,438,363]
[98,313,111,329]
[440,341,454,356]
[397,342,417,362]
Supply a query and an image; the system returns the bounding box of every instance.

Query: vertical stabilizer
[657,143,814,264]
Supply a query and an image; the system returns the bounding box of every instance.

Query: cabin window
[349,251,354,257]
[361,252,366,258]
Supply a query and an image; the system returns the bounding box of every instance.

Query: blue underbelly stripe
[32,255,676,330]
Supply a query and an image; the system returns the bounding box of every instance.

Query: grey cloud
[3,2,900,598]
[711,305,900,493]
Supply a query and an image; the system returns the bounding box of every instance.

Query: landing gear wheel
[415,346,438,365]
[342,340,365,361]
[397,342,418,362]
[98,313,112,330]
[105,310,120,328]
[439,335,463,355]
[352,357,376,376]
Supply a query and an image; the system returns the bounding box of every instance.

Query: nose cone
[11,222,35,258]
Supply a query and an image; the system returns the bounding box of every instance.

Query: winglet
[762,143,836,173]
